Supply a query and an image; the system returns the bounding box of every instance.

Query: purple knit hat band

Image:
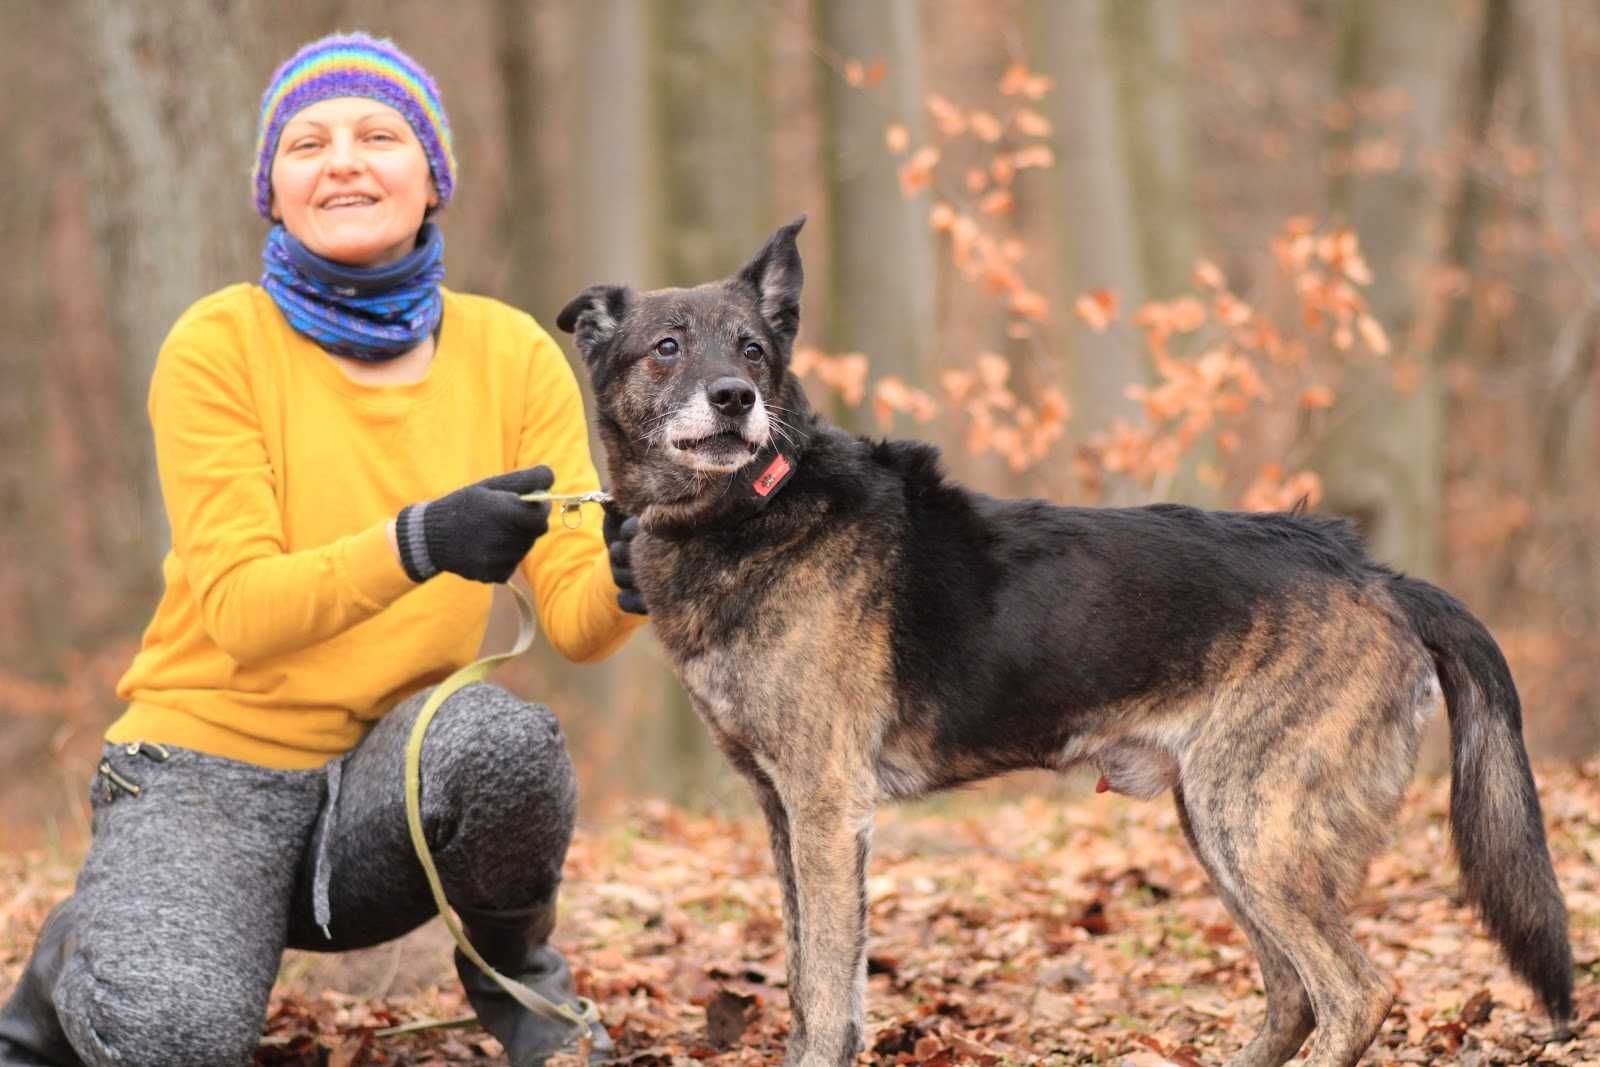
[252,33,456,219]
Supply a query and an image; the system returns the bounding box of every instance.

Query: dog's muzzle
[664,385,770,472]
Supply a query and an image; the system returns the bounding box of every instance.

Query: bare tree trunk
[0,2,68,668]
[1034,0,1201,502]
[495,0,558,324]
[816,0,937,392]
[649,0,772,282]
[571,0,656,288]
[1314,0,1465,579]
[82,0,261,569]
[1512,0,1600,758]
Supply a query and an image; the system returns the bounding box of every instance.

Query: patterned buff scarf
[260,222,445,362]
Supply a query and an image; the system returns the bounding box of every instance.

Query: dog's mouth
[670,430,761,457]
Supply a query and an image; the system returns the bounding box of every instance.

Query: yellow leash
[397,491,610,1035]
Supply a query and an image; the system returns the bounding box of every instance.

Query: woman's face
[269,96,437,268]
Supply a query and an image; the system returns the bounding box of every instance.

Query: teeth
[323,195,375,208]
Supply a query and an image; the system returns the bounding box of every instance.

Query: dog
[556,219,1573,1067]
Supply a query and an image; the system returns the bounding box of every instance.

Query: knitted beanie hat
[252,32,457,219]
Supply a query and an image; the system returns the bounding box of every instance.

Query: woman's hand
[394,467,554,583]
[603,503,647,615]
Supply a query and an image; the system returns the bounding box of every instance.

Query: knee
[56,955,262,1067]
[431,683,574,780]
[427,683,577,827]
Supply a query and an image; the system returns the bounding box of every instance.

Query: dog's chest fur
[632,523,893,759]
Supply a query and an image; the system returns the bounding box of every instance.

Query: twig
[372,1013,478,1039]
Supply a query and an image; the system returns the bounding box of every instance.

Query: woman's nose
[326,134,366,174]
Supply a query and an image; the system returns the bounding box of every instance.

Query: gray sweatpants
[48,682,577,1067]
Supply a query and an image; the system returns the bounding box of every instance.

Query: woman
[0,32,644,1067]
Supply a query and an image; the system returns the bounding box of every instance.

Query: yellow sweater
[109,284,644,769]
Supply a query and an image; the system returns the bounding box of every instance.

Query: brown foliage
[6,765,1597,1064]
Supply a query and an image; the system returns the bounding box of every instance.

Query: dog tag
[753,452,792,497]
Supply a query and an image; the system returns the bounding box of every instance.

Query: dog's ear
[735,216,805,344]
[556,284,631,359]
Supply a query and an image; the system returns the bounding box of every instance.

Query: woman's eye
[742,341,764,362]
[654,338,680,357]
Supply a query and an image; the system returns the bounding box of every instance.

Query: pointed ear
[735,216,806,344]
[556,284,631,359]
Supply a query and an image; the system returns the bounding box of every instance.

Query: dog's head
[557,217,811,524]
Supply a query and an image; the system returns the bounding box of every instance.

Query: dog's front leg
[723,746,813,1060]
[780,782,875,1067]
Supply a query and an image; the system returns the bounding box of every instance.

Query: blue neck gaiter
[260,223,445,362]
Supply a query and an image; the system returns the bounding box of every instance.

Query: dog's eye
[742,341,765,363]
[653,338,680,358]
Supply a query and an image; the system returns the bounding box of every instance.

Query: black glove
[603,503,647,615]
[395,467,554,584]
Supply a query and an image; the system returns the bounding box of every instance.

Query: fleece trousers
[5,682,577,1067]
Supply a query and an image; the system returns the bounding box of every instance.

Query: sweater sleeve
[150,328,416,667]
[516,325,647,663]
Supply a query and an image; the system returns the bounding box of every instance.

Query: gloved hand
[395,467,554,584]
[603,503,647,615]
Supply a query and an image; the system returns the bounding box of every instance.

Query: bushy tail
[1391,576,1573,1031]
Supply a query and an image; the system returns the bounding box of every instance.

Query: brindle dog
[557,220,1573,1067]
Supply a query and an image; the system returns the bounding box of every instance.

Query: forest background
[3,0,1598,853]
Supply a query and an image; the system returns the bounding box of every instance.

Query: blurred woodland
[3,0,1599,849]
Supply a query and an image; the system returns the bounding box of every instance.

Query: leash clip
[519,490,614,530]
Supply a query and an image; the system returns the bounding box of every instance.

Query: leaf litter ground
[3,764,1597,1066]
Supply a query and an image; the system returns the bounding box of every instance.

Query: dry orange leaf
[1357,313,1390,356]
[1169,296,1207,333]
[1011,145,1055,169]
[1014,107,1052,137]
[965,167,989,194]
[1193,259,1226,290]
[970,110,1003,143]
[990,155,1017,187]
[940,369,976,405]
[998,63,1052,100]
[1074,289,1118,332]
[1038,385,1071,424]
[897,145,940,198]
[1299,384,1336,410]
[979,190,1014,216]
[884,124,909,155]
[926,93,966,137]
[976,352,1010,390]
[1012,288,1051,321]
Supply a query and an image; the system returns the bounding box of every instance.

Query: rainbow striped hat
[252,32,456,219]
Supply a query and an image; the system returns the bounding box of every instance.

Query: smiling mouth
[320,195,378,209]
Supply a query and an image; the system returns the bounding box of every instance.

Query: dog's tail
[1391,575,1572,1032]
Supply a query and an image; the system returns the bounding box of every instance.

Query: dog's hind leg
[1181,685,1420,1065]
[1174,788,1313,1067]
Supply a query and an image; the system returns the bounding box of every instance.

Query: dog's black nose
[708,377,756,417]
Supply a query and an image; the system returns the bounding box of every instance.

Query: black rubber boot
[455,899,615,1067]
[0,900,86,1066]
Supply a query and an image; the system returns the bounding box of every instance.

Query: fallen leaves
[5,767,1596,1066]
